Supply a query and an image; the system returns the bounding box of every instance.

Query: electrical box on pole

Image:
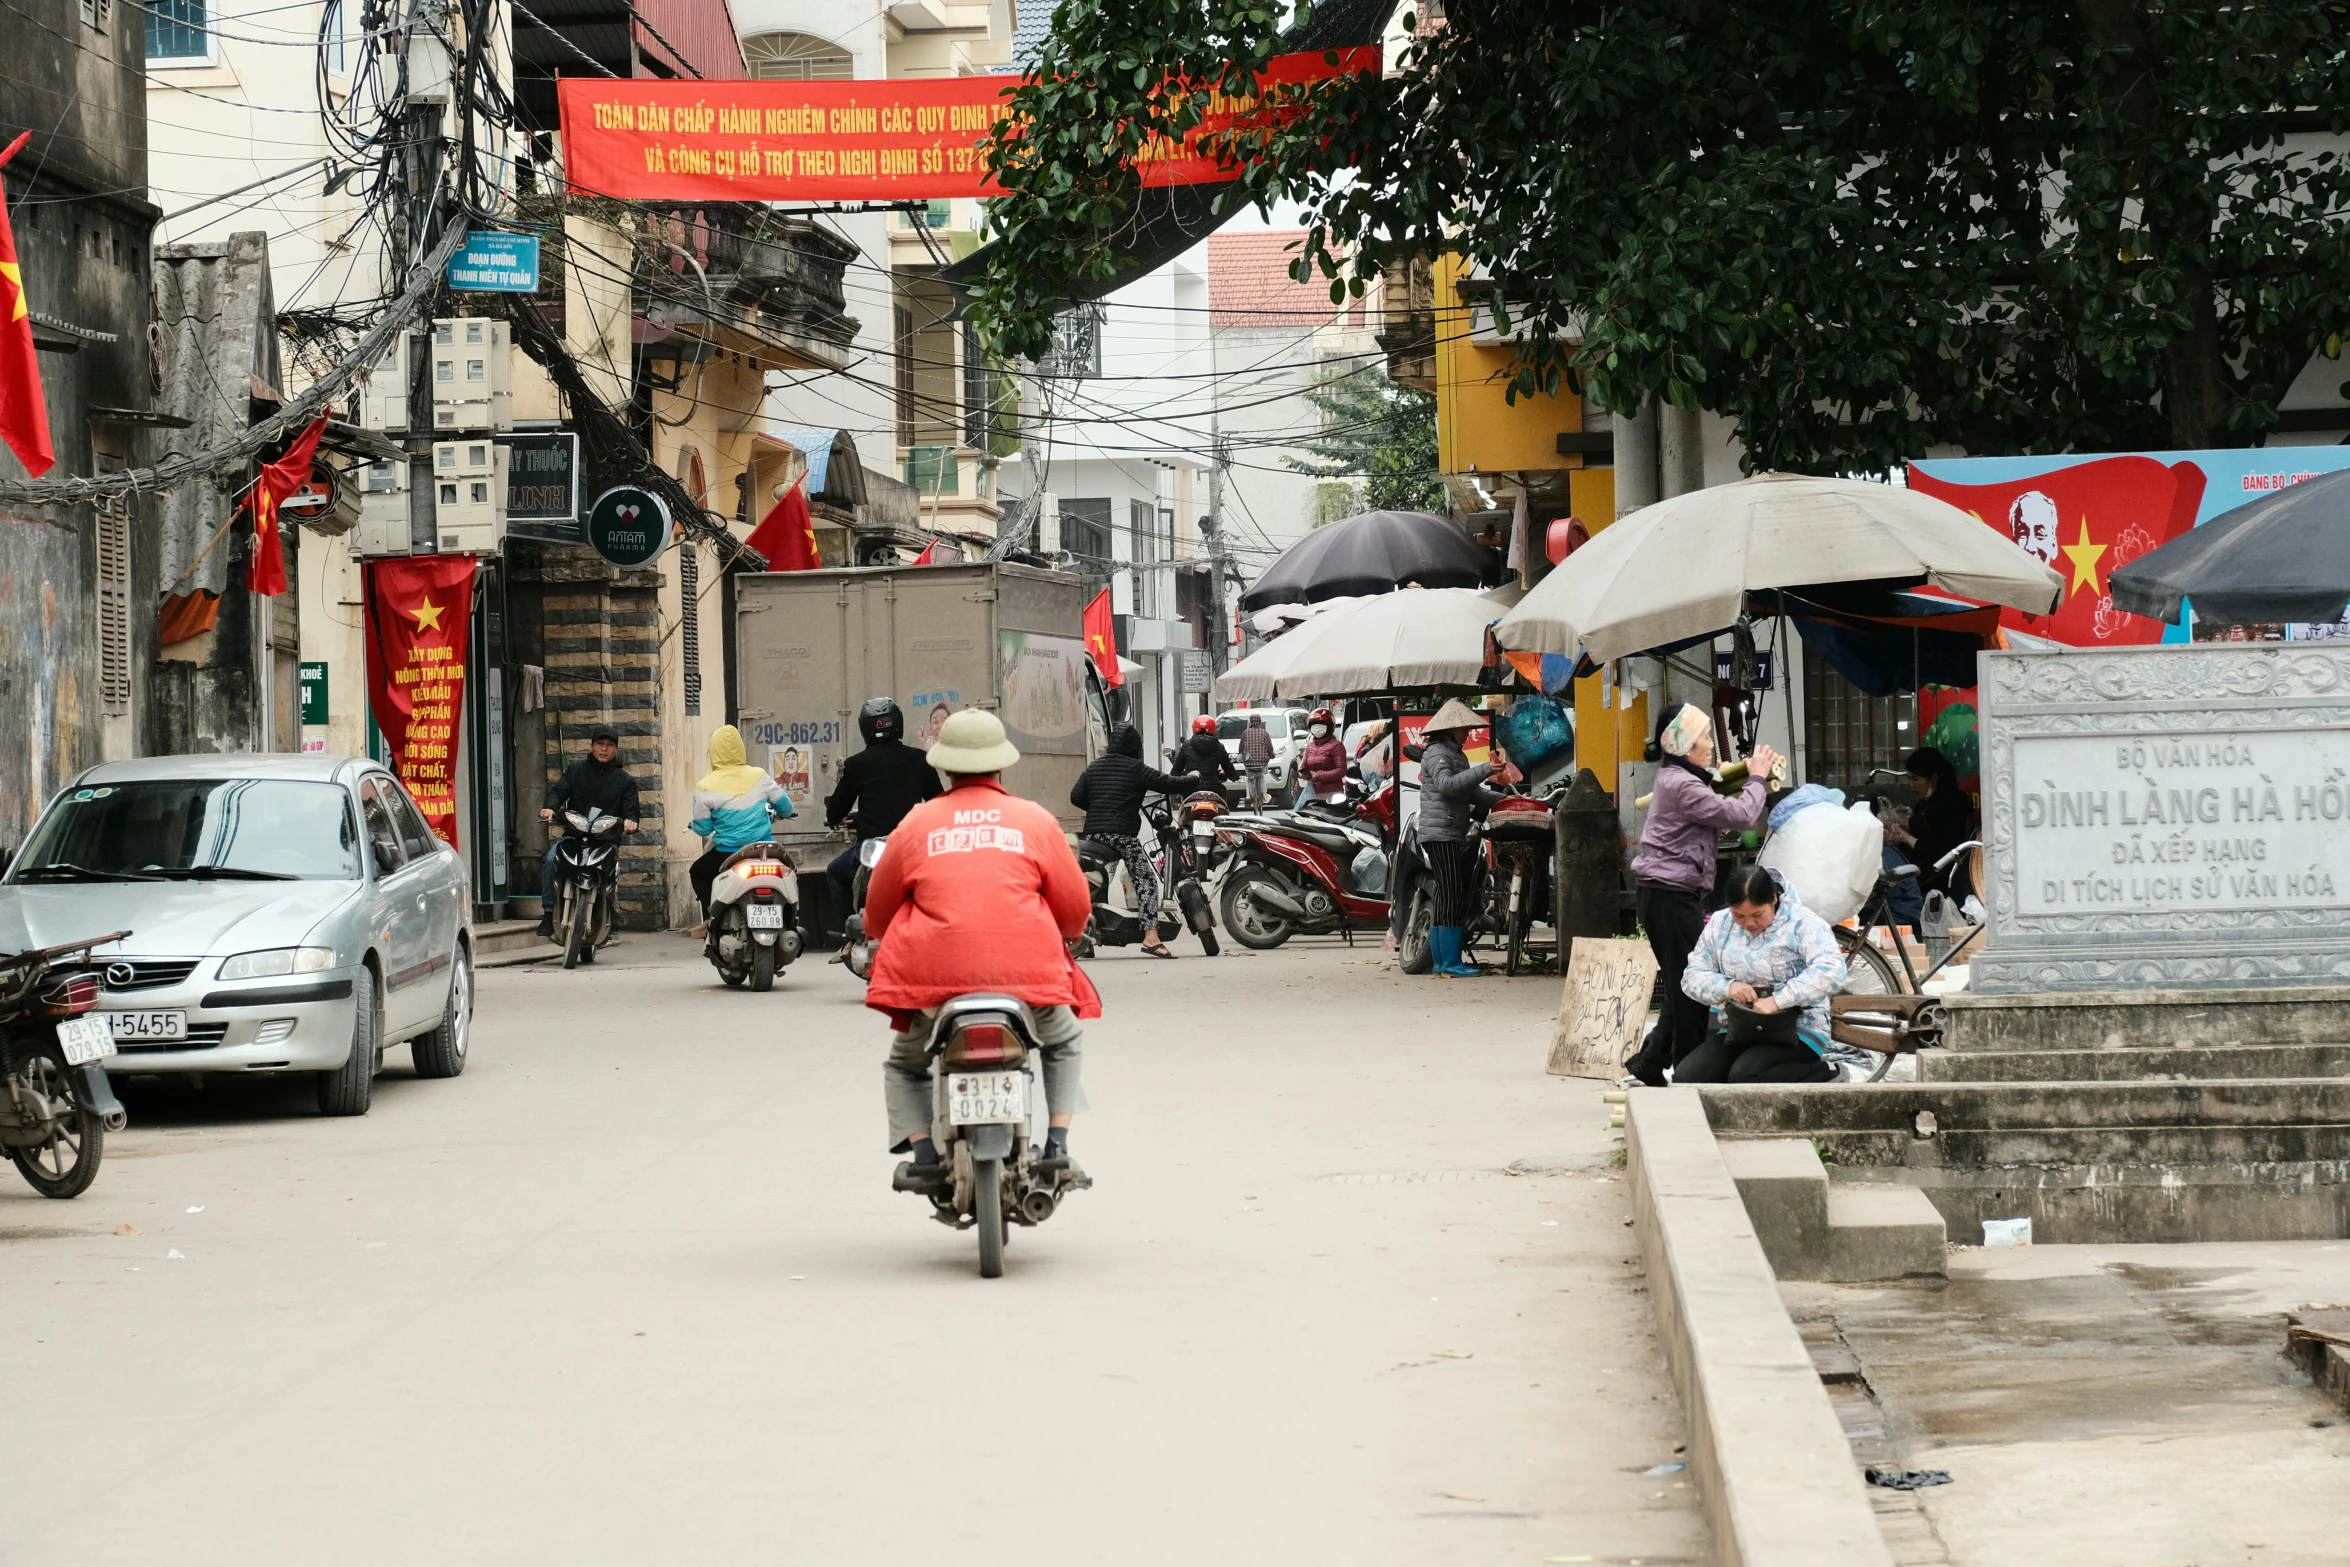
[432,438,509,555]
[429,317,513,432]
[349,460,413,557]
[359,329,415,433]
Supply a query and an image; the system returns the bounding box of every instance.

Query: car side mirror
[372,838,401,876]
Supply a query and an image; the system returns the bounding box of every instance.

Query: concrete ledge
[1716,1138,1827,1280]
[1943,985,2350,1052]
[1823,1186,1946,1281]
[1627,1089,1892,1567]
[1921,1041,2350,1082]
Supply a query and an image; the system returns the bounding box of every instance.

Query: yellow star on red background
[0,260,23,322]
[411,596,445,633]
[2061,519,2108,597]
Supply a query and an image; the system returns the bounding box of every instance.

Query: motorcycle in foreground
[840,832,888,982]
[1214,781,1393,950]
[553,808,625,969]
[703,843,803,991]
[0,931,130,1198]
[889,994,1089,1278]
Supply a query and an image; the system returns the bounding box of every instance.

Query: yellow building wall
[1433,252,1583,476]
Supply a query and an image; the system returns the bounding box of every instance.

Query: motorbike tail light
[40,973,98,1017]
[953,1023,1009,1063]
[736,861,784,879]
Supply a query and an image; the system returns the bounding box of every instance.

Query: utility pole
[1204,430,1231,679]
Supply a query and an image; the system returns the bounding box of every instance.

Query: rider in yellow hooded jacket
[687,725,793,930]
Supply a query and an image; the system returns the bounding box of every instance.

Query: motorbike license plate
[744,902,785,930]
[946,1071,1025,1125]
[57,1016,117,1065]
[106,1010,186,1043]
[1192,822,1214,839]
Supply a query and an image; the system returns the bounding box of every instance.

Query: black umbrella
[2111,466,2350,625]
[1238,510,1502,611]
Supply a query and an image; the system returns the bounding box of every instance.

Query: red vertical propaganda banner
[0,131,55,478]
[364,554,478,847]
[1083,588,1122,689]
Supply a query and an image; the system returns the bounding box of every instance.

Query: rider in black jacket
[824,697,944,935]
[1070,723,1200,957]
[536,730,640,935]
[1169,716,1239,799]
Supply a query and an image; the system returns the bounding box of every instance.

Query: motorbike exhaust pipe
[779,929,803,962]
[1246,883,1306,918]
[1020,1186,1059,1223]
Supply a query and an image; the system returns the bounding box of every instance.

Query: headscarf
[1658,703,1712,760]
[697,725,771,798]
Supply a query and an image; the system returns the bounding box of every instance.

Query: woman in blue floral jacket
[1673,865,1845,1085]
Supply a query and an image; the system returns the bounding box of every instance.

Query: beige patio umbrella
[1212,599,1360,702]
[1494,472,2064,663]
[1270,585,1523,700]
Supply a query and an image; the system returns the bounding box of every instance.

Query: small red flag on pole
[1083,588,1122,690]
[245,415,328,597]
[911,536,951,565]
[744,474,821,571]
[0,131,56,478]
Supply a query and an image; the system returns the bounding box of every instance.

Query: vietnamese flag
[1083,588,1122,689]
[744,474,821,571]
[244,415,328,597]
[911,537,951,565]
[0,131,55,478]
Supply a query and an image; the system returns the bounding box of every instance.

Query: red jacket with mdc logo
[863,776,1102,1021]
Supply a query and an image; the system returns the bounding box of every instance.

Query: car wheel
[317,965,380,1116]
[411,945,470,1079]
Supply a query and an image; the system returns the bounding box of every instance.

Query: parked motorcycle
[0,931,130,1199]
[553,808,625,969]
[888,994,1089,1278]
[1485,793,1559,976]
[1148,790,1228,955]
[1214,783,1392,950]
[840,832,888,982]
[703,843,803,991]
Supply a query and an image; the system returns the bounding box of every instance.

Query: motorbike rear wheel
[7,1045,104,1199]
[750,940,777,992]
[1218,867,1296,950]
[975,1157,1005,1278]
[1833,929,1905,1083]
[1399,886,1435,975]
[562,890,591,970]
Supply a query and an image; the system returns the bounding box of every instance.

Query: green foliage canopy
[1281,370,1444,514]
[975,1,2350,472]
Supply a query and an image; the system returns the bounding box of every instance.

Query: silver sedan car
[0,755,472,1116]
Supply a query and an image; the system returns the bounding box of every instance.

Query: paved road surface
[4,936,1704,1566]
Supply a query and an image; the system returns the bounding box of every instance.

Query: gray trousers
[886,1004,1087,1148]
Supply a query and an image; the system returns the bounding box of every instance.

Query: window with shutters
[79,0,109,33]
[680,541,701,716]
[96,494,131,717]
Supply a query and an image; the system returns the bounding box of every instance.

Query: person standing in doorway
[1621,703,1778,1086]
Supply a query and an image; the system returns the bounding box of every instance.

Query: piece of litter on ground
[790,1275,805,1281]
[1545,1557,1594,1563]
[1541,1219,1559,1227]
[1433,1490,1484,1503]
[1982,1217,2032,1247]
[1865,1466,1953,1491]
[185,1205,204,1214]
[1642,1461,1687,1476]
[166,1249,184,1260]
[113,1223,137,1236]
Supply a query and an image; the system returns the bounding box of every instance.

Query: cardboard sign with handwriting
[1546,938,1660,1079]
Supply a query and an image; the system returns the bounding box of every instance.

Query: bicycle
[1829,838,1982,1082]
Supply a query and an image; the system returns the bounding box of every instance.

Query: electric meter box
[432,439,508,555]
[359,329,414,434]
[348,459,413,557]
[429,317,512,432]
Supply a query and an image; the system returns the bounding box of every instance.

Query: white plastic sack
[1757,801,1885,925]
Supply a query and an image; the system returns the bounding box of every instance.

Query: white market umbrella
[1495,472,2064,664]
[1213,613,1345,703]
[1271,585,1524,700]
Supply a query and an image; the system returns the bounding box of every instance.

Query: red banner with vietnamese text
[556,47,1380,204]
[365,555,477,848]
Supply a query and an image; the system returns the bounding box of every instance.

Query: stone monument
[1974,642,2350,992]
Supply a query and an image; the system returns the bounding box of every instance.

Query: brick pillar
[538,555,669,930]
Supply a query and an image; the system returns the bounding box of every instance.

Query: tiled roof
[1209,230,1341,330]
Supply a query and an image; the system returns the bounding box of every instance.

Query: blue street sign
[446,231,540,293]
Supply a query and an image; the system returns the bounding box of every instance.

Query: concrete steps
[1922,1041,2350,1083]
[474,919,556,968]
[1717,1137,1946,1282]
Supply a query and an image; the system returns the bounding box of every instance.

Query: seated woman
[1672,865,1845,1085]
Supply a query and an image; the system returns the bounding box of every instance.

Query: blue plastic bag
[1494,695,1574,770]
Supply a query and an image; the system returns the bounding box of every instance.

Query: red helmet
[1191,715,1217,735]
[1309,707,1335,727]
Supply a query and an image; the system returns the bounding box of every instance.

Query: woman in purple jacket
[1622,704,1778,1086]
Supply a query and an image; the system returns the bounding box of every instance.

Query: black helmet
[858,697,904,745]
